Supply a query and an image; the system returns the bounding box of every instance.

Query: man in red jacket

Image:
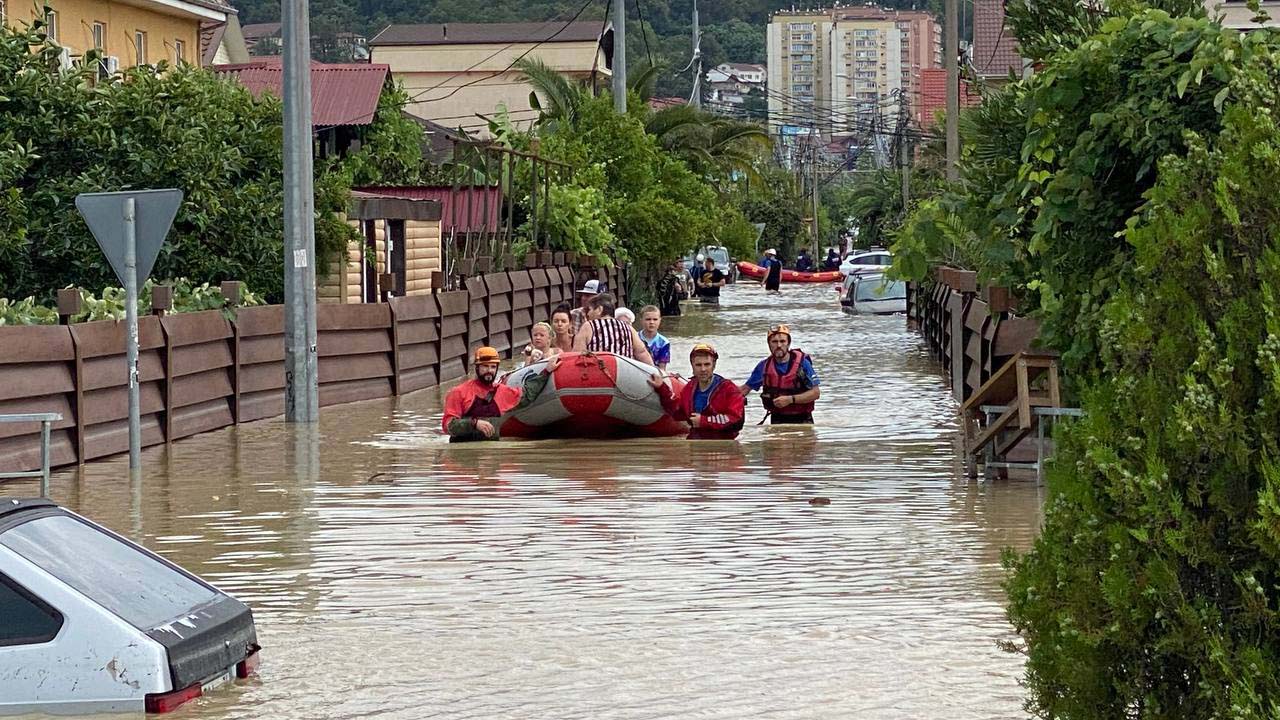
[442,346,560,441]
[648,343,746,440]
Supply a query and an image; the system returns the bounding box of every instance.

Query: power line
[634,0,655,68]
[310,0,602,132]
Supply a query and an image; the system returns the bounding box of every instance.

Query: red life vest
[762,350,815,417]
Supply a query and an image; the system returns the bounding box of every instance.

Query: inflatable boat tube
[500,352,689,439]
[737,261,842,284]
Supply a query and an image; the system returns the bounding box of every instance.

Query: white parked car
[838,248,893,277]
[844,273,908,314]
[0,498,260,715]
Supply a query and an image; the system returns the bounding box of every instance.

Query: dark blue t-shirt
[692,376,722,413]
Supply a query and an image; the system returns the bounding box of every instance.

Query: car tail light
[144,683,202,713]
[236,650,261,679]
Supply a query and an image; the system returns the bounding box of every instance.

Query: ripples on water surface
[11,284,1041,719]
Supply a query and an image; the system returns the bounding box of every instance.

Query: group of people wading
[442,278,821,443]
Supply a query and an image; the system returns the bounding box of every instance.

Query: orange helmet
[473,346,501,365]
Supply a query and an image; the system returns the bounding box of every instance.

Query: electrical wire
[634,0,655,68]
[309,0,602,133]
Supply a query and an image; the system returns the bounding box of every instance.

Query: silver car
[844,273,907,314]
[0,498,260,715]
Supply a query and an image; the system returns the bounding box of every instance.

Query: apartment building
[767,7,941,139]
[1,0,235,70]
[830,7,940,125]
[766,11,830,137]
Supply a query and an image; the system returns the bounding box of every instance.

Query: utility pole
[899,90,911,207]
[689,0,702,108]
[612,0,626,113]
[811,135,820,255]
[944,0,960,182]
[283,0,319,423]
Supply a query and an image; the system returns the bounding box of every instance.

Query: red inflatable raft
[499,352,689,439]
[737,261,842,284]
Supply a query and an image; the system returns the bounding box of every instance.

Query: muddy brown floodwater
[9,283,1042,719]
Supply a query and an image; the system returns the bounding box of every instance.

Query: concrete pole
[811,137,820,255]
[900,91,911,206]
[612,0,626,113]
[283,0,319,423]
[945,0,960,182]
[690,0,702,108]
[124,197,141,471]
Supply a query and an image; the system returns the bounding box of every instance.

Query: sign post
[76,189,183,472]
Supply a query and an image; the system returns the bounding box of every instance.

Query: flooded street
[12,283,1040,719]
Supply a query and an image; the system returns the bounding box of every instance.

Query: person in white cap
[570,278,602,337]
[761,248,783,293]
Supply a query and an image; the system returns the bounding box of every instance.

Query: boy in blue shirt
[638,305,671,372]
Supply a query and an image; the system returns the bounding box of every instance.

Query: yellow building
[1,0,233,69]
[370,21,614,136]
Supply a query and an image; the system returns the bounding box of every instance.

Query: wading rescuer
[760,248,783,293]
[741,324,821,424]
[442,346,561,442]
[649,343,745,439]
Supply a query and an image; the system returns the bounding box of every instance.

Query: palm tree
[515,57,590,131]
[644,104,771,186]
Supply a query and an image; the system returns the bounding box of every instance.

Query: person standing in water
[741,324,821,424]
[442,346,562,442]
[697,257,727,304]
[649,343,745,439]
[760,248,783,293]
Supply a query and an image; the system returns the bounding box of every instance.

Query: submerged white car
[844,273,908,314]
[838,249,893,277]
[0,498,260,715]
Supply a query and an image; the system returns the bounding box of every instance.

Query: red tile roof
[918,68,981,127]
[971,0,1023,78]
[214,59,390,127]
[648,97,687,110]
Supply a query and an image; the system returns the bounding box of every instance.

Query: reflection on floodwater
[8,283,1041,720]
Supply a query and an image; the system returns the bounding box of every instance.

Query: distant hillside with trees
[233,0,942,97]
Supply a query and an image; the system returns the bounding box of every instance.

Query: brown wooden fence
[907,267,1041,404]
[0,262,616,474]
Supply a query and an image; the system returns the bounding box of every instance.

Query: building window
[174,39,185,63]
[91,22,106,50]
[134,30,147,64]
[43,9,57,42]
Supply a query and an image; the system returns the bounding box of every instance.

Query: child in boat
[520,322,558,368]
[637,305,671,373]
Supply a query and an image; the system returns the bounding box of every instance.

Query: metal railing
[0,413,62,497]
[978,405,1084,483]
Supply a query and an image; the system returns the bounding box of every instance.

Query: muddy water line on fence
[13,283,1040,719]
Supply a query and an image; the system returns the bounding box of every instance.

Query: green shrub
[0,279,264,326]
[1002,18,1280,720]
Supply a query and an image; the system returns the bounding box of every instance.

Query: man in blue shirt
[741,324,821,424]
[759,248,783,293]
